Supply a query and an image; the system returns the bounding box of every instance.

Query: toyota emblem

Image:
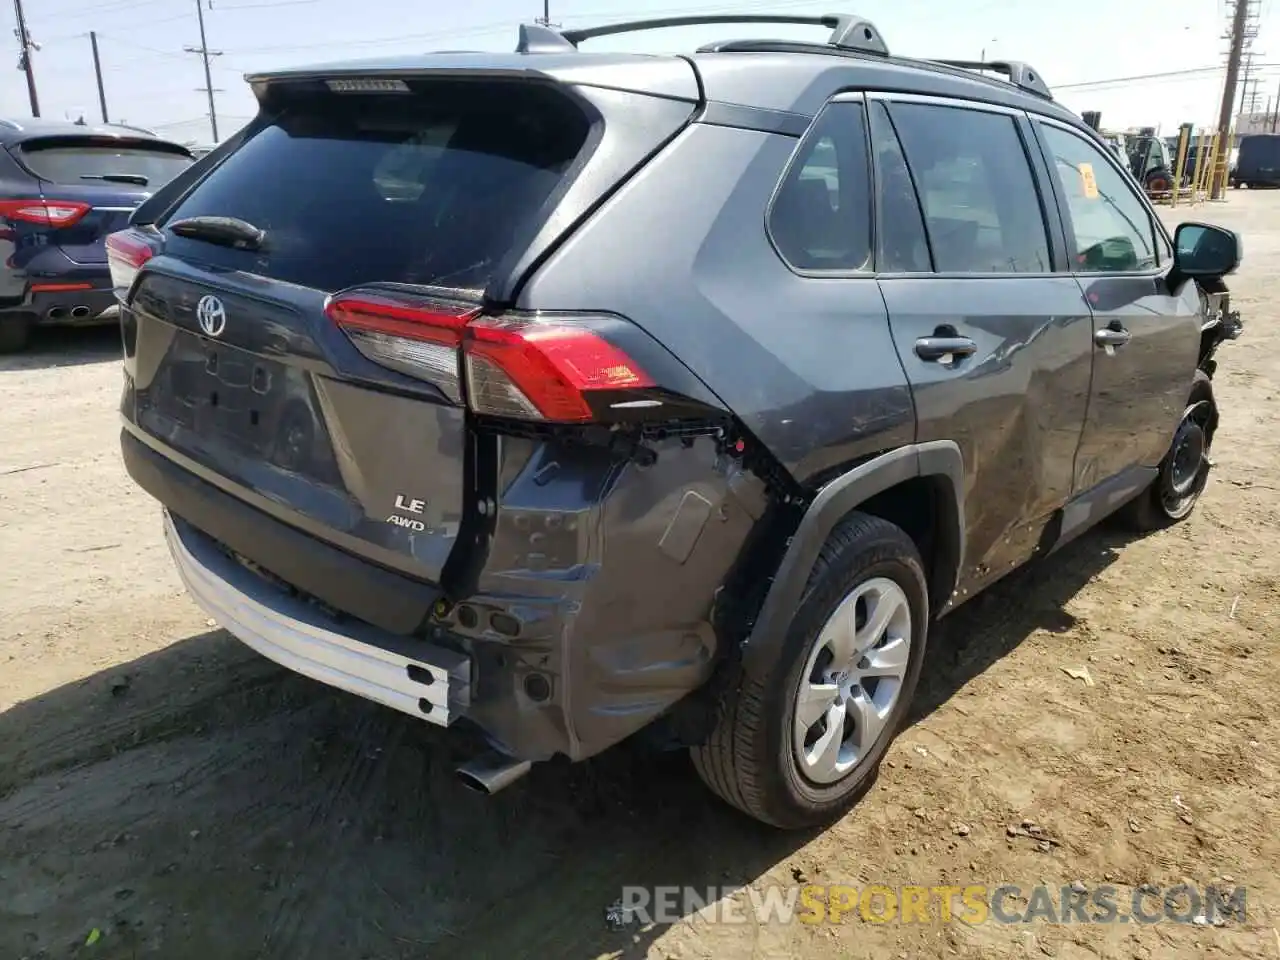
[196,294,227,338]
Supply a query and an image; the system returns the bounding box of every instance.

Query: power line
[224,0,830,55]
[1057,66,1225,89]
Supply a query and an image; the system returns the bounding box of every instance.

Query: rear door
[13,136,194,263]
[1029,118,1201,495]
[121,77,601,585]
[871,95,1095,596]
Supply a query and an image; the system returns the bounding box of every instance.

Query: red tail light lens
[326,289,480,403]
[0,199,91,227]
[326,288,654,422]
[105,230,155,296]
[464,316,654,422]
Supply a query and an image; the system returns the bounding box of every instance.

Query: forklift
[1123,127,1175,195]
[1080,113,1173,194]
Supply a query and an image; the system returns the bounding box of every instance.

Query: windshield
[18,140,194,188]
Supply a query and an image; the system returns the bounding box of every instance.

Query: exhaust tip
[46,306,67,320]
[457,769,494,795]
[455,751,532,796]
[70,305,91,319]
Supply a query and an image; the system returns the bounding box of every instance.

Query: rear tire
[0,314,31,354]
[1120,374,1216,532]
[691,513,929,829]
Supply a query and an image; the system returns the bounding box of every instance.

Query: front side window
[1038,123,1158,273]
[887,102,1052,274]
[767,100,872,273]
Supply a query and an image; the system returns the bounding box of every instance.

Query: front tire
[691,513,929,829]
[1121,374,1216,531]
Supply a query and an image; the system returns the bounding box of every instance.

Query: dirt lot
[2,195,1279,960]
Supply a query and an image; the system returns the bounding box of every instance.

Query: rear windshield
[19,139,194,188]
[160,82,592,292]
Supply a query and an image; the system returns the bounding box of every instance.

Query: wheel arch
[739,441,965,679]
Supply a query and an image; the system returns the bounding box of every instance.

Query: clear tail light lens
[325,290,479,403]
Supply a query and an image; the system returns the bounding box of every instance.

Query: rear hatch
[12,135,194,264]
[118,70,698,589]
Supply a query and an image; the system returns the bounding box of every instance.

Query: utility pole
[1213,0,1251,197]
[90,31,109,123]
[12,0,40,117]
[184,0,222,142]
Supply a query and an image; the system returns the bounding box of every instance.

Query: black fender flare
[738,440,965,680]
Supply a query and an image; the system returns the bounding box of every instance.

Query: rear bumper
[122,423,758,765]
[30,286,117,325]
[166,512,470,725]
[121,428,443,636]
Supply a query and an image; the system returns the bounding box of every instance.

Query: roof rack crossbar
[928,59,1052,99]
[553,13,888,56]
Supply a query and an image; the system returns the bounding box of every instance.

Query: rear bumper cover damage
[122,424,770,766]
[166,511,470,725]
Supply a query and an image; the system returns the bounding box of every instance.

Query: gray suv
[111,13,1244,828]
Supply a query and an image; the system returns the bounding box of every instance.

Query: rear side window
[888,102,1051,274]
[18,140,193,188]
[768,100,871,273]
[161,82,591,292]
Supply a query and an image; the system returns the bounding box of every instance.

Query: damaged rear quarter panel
[459,431,767,762]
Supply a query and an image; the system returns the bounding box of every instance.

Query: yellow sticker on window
[1079,163,1099,199]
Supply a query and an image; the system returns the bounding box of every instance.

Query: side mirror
[1173,222,1241,278]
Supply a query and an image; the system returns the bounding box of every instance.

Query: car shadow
[0,323,120,372]
[0,526,1127,960]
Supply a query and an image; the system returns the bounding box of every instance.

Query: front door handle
[914,335,977,363]
[1094,323,1132,348]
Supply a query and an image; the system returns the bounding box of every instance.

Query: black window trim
[1029,115,1170,278]
[763,92,877,280]
[865,98,935,275]
[859,91,1062,280]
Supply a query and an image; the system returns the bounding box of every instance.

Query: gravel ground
[1,194,1278,960]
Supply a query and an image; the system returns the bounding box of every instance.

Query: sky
[1,0,1276,144]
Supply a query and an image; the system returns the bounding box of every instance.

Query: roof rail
[509,14,1052,99]
[537,13,889,56]
[928,59,1052,99]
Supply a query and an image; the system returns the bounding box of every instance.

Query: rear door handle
[914,336,977,362]
[1094,325,1132,348]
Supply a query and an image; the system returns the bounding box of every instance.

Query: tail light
[0,198,91,227]
[324,290,479,403]
[105,230,155,295]
[326,288,655,422]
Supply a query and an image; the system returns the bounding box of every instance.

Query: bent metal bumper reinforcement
[163,511,470,726]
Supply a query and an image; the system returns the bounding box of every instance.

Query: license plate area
[159,333,333,478]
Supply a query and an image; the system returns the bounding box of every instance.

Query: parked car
[111,14,1243,829]
[0,118,195,353]
[1231,133,1280,188]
